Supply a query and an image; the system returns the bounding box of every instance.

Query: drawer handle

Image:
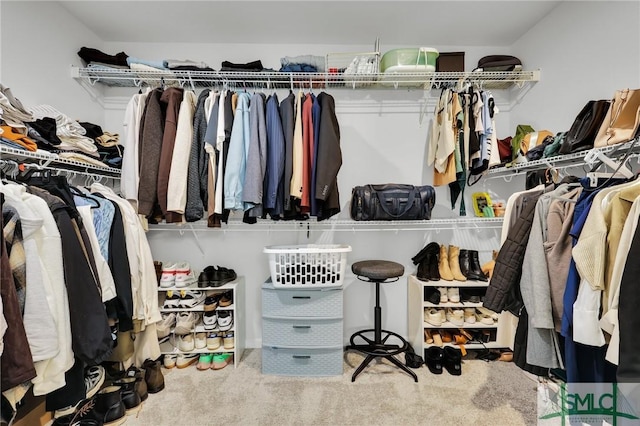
[292,296,311,299]
[292,325,311,329]
[292,355,311,359]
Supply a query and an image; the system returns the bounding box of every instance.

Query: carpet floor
[124,349,537,426]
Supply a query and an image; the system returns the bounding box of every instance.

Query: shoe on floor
[112,376,142,416]
[174,312,200,335]
[217,310,234,331]
[143,358,165,393]
[84,365,105,399]
[197,353,214,370]
[223,331,235,349]
[207,332,222,350]
[163,354,178,369]
[176,353,199,369]
[211,353,233,370]
[443,346,462,376]
[425,346,444,374]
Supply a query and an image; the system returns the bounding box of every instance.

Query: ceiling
[59,0,562,46]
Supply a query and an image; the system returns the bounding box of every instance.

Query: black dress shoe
[443,346,462,376]
[425,347,444,374]
[211,266,237,286]
[198,266,215,288]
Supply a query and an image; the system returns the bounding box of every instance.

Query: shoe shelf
[160,305,234,313]
[413,277,490,287]
[423,321,498,329]
[423,301,483,308]
[158,278,245,369]
[159,339,236,355]
[409,275,511,357]
[425,342,505,350]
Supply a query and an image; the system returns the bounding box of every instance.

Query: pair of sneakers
[163,353,199,369]
[196,353,234,370]
[423,307,464,327]
[203,310,233,331]
[160,261,195,288]
[163,290,206,309]
[437,287,460,303]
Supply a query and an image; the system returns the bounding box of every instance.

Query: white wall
[0,1,105,123]
[510,0,640,133]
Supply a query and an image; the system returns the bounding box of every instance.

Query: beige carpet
[123,349,537,426]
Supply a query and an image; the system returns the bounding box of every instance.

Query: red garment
[301,94,314,212]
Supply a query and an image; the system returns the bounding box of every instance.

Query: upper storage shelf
[70,66,540,91]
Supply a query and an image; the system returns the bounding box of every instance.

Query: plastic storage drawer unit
[262,286,343,317]
[262,346,344,377]
[262,317,343,347]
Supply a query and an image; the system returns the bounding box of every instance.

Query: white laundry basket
[263,244,352,288]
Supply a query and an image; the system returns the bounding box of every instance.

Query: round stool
[346,260,418,382]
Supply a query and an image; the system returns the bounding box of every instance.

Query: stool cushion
[352,260,404,281]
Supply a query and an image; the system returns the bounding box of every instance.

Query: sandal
[196,353,214,370]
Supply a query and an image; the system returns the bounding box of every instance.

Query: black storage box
[436,52,465,72]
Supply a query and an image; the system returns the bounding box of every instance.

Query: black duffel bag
[350,184,436,221]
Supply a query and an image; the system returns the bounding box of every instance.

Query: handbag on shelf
[559,99,610,154]
[594,88,640,147]
[350,184,436,221]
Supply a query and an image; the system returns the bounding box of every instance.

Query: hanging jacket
[185,90,210,221]
[157,87,184,223]
[483,188,545,314]
[279,91,295,216]
[137,88,166,216]
[314,92,341,221]
[224,92,251,210]
[27,186,113,365]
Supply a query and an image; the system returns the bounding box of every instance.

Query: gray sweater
[184,90,210,222]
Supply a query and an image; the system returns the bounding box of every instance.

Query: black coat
[314,92,341,220]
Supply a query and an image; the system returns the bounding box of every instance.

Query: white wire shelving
[485,137,640,179]
[0,146,121,179]
[70,66,540,91]
[147,217,504,233]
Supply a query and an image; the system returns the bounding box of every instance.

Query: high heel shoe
[443,346,462,376]
[425,347,444,375]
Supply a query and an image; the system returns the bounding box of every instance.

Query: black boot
[113,377,142,415]
[425,347,444,374]
[412,242,439,265]
[124,365,148,402]
[443,346,462,376]
[428,249,440,281]
[459,249,471,278]
[417,259,430,281]
[468,250,488,281]
[143,359,165,394]
[64,386,125,426]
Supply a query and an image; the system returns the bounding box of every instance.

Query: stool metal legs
[347,282,418,382]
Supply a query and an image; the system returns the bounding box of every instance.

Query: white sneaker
[157,313,176,339]
[163,353,177,369]
[203,310,218,330]
[464,308,476,324]
[437,287,448,303]
[447,287,460,303]
[176,353,199,369]
[160,262,177,288]
[175,270,197,288]
[477,306,499,321]
[218,311,233,331]
[174,312,199,335]
[84,366,105,399]
[446,308,464,326]
[173,261,191,286]
[424,308,443,326]
[476,307,498,325]
[206,331,222,350]
[195,332,207,349]
[178,290,206,308]
[177,334,195,351]
[163,290,181,309]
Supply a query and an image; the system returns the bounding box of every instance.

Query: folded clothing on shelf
[280,55,325,72]
[220,60,264,72]
[164,59,212,70]
[78,47,129,67]
[126,56,167,70]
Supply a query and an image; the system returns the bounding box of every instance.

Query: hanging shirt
[224,92,251,211]
[265,94,285,216]
[214,90,228,215]
[244,93,267,212]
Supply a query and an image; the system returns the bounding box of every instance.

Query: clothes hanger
[70,184,101,208]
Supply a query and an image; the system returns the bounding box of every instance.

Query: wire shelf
[486,137,640,179]
[147,217,504,232]
[71,66,540,91]
[0,146,121,178]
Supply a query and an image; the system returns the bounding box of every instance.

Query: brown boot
[448,246,466,281]
[438,245,453,281]
[482,259,495,279]
[142,359,165,394]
